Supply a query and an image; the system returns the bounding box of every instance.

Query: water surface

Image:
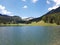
[0,26,60,45]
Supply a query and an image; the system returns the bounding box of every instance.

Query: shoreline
[0,23,58,26]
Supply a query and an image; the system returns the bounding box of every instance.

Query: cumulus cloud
[22,5,28,9]
[22,0,26,2]
[47,0,60,11]
[48,5,59,11]
[53,0,60,5]
[46,0,50,4]
[32,0,38,3]
[0,5,13,16]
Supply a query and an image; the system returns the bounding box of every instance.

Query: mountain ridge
[0,7,60,25]
[28,7,60,25]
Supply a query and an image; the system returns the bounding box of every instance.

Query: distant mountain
[22,17,34,21]
[28,7,60,25]
[0,14,34,24]
[0,14,22,24]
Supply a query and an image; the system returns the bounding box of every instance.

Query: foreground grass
[0,21,58,26]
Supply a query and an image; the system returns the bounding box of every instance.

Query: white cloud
[0,5,13,16]
[22,0,26,2]
[53,0,60,5]
[32,0,38,3]
[47,0,60,11]
[23,5,28,9]
[48,5,59,11]
[46,0,50,4]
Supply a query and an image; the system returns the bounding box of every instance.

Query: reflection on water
[0,26,60,45]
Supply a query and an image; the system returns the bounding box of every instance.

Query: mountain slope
[0,14,22,24]
[29,7,60,25]
[42,7,60,25]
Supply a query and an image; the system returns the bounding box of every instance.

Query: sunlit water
[0,26,60,45]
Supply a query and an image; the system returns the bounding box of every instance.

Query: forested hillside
[0,14,22,24]
[42,7,60,25]
[28,7,60,25]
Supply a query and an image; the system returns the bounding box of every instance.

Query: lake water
[0,26,60,45]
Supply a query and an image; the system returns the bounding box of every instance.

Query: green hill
[28,7,60,25]
[0,14,22,24]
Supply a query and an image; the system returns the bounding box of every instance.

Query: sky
[0,0,60,18]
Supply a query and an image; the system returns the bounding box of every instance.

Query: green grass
[0,21,58,26]
[0,23,27,26]
[27,20,57,26]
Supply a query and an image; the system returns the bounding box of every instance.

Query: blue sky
[0,0,60,18]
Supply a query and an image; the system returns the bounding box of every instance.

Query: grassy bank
[27,21,57,26]
[0,21,58,26]
[0,24,27,26]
